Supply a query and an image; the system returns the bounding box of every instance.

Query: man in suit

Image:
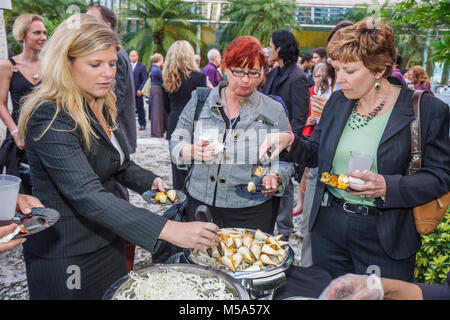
[86,5,137,273]
[130,50,148,130]
[262,30,309,241]
[87,6,137,155]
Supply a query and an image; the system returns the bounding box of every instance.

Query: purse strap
[409,90,424,175]
[182,87,212,192]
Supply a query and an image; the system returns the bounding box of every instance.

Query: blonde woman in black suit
[17,14,219,300]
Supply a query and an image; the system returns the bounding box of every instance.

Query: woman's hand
[306,115,317,126]
[0,224,26,253]
[11,131,24,150]
[180,141,216,162]
[310,95,328,115]
[193,140,216,162]
[16,194,44,214]
[151,177,169,192]
[159,220,220,250]
[258,132,292,160]
[261,174,280,196]
[346,170,387,198]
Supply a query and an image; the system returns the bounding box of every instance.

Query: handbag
[141,78,151,98]
[409,90,450,235]
[150,87,212,263]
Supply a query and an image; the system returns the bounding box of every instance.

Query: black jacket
[162,71,207,140]
[115,50,137,154]
[282,78,449,260]
[262,62,310,136]
[24,101,168,258]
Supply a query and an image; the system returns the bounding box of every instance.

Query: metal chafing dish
[185,227,295,300]
[102,263,250,300]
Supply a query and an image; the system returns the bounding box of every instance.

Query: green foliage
[387,0,450,65]
[4,0,87,54]
[219,0,301,48]
[347,0,450,68]
[415,209,450,284]
[120,0,205,67]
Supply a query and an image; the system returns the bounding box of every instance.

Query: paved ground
[0,108,304,299]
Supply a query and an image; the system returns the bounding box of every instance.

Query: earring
[374,82,381,90]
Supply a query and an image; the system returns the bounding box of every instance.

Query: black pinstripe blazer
[282,77,449,260]
[23,100,168,258]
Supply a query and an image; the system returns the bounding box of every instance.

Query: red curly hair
[223,36,265,70]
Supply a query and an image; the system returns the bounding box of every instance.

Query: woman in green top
[258,19,449,282]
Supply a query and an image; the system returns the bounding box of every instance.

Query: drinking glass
[0,174,21,226]
[348,151,374,185]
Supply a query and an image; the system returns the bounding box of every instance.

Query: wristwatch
[272,172,282,185]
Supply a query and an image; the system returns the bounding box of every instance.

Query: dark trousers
[311,200,416,282]
[135,95,146,127]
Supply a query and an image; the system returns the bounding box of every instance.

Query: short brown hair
[12,14,44,43]
[327,18,396,78]
[90,5,117,30]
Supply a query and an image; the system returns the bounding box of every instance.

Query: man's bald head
[129,50,139,63]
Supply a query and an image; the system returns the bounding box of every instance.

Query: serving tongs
[194,205,223,257]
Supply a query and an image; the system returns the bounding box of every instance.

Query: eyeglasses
[228,68,261,78]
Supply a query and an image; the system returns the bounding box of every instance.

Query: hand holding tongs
[194,205,223,257]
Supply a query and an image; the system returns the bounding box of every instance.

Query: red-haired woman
[409,65,434,96]
[170,36,294,233]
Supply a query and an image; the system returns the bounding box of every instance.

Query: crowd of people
[0,5,448,300]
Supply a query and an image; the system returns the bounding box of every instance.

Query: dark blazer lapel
[263,69,276,95]
[324,97,354,168]
[85,102,115,147]
[102,107,131,163]
[378,85,415,146]
[112,126,131,164]
[275,63,295,89]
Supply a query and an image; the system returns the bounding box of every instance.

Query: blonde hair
[151,53,163,64]
[327,18,396,78]
[18,14,121,149]
[162,41,198,93]
[12,14,45,43]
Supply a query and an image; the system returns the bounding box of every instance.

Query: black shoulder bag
[151,87,212,263]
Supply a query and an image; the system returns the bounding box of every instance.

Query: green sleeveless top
[328,108,393,206]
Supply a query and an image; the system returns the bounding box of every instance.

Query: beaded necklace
[347,99,385,130]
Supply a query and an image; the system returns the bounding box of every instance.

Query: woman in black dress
[0,14,46,193]
[162,40,207,190]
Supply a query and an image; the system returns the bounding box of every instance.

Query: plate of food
[141,189,186,206]
[188,228,293,276]
[320,172,350,190]
[12,207,60,239]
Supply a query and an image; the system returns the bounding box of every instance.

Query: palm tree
[219,0,301,48]
[121,0,205,67]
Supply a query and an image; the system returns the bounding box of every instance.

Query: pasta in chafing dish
[114,270,236,300]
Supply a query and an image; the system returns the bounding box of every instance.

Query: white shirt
[110,131,125,165]
[131,62,137,72]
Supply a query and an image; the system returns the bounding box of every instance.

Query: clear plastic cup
[348,151,374,185]
[0,174,21,226]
